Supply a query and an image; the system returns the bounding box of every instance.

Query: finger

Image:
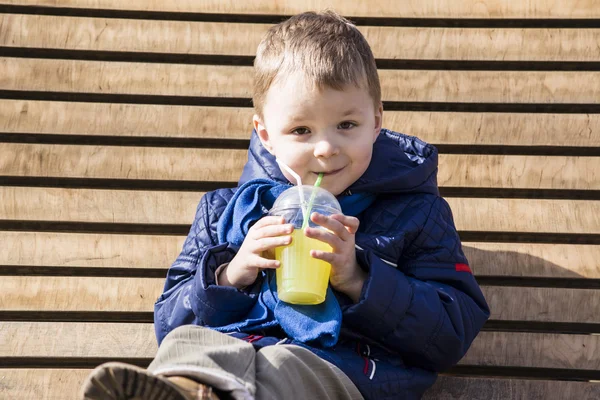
[304,227,342,250]
[310,213,350,241]
[310,249,337,264]
[252,256,281,269]
[252,235,292,253]
[253,223,294,239]
[250,216,286,231]
[330,214,360,234]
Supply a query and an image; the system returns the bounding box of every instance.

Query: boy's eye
[291,127,311,135]
[338,121,356,130]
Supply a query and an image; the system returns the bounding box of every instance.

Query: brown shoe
[81,362,220,400]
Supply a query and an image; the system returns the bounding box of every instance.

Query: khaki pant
[148,325,363,400]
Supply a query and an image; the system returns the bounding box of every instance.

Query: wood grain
[2,232,599,279]
[2,278,599,324]
[424,376,600,400]
[3,58,600,103]
[2,187,599,234]
[4,14,600,61]
[0,369,92,400]
[3,100,599,147]
[3,322,599,369]
[0,231,185,268]
[462,243,600,279]
[5,0,600,18]
[2,144,597,190]
[1,277,163,312]
[483,286,600,324]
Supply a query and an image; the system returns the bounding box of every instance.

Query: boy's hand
[305,213,367,303]
[221,216,293,289]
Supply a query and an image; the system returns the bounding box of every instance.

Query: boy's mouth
[318,167,344,176]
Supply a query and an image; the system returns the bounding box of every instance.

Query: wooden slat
[484,286,600,324]
[463,243,600,279]
[2,187,599,234]
[3,58,600,103]
[5,0,600,18]
[4,14,600,61]
[3,278,600,324]
[3,231,599,279]
[424,376,600,400]
[0,232,184,268]
[2,144,597,190]
[3,100,599,147]
[1,277,163,312]
[2,372,600,400]
[3,322,600,370]
[0,369,91,400]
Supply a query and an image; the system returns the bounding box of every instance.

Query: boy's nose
[313,138,340,158]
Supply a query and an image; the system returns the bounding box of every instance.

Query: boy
[82,11,489,400]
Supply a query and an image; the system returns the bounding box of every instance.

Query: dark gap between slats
[3,311,600,335]
[1,90,600,113]
[446,366,600,382]
[4,47,600,71]
[3,357,599,382]
[1,220,599,243]
[2,133,600,157]
[476,276,600,289]
[1,176,599,200]
[2,4,600,28]
[483,320,600,335]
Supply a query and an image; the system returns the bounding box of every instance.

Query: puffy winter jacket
[154,128,490,399]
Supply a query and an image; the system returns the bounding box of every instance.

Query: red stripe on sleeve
[455,263,472,273]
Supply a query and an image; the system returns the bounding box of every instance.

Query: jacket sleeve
[341,196,490,372]
[153,192,262,345]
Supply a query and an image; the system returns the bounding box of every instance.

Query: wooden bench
[1,1,599,398]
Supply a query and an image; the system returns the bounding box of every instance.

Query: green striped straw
[302,173,324,230]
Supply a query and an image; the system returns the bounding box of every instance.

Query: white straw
[275,158,306,222]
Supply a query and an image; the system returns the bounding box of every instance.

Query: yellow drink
[275,229,332,305]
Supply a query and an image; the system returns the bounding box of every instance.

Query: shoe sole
[81,362,187,400]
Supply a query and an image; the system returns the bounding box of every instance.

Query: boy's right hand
[219,216,293,289]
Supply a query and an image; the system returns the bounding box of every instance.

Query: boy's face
[253,72,382,196]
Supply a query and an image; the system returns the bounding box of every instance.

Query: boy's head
[252,11,383,196]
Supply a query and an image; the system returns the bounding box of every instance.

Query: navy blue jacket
[154,129,490,399]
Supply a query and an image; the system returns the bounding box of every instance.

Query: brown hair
[252,11,381,118]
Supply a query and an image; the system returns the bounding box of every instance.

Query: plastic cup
[269,186,342,305]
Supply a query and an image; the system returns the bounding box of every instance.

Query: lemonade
[275,229,332,304]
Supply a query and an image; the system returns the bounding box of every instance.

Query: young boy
[82,11,489,400]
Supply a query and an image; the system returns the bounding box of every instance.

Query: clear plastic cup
[269,186,342,305]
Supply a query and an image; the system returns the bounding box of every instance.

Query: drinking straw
[276,158,307,223]
[302,173,324,230]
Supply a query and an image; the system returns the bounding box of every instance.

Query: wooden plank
[463,243,600,279]
[2,144,598,190]
[2,187,599,234]
[2,372,599,400]
[4,14,600,61]
[0,369,92,400]
[484,286,600,324]
[3,231,599,279]
[3,58,600,104]
[3,100,599,147]
[0,232,184,269]
[3,322,600,370]
[5,0,600,18]
[1,277,164,312]
[2,278,600,324]
[424,376,600,400]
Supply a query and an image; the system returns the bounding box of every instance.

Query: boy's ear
[253,114,274,154]
[373,103,383,142]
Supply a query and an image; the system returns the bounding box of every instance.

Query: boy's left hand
[304,212,367,303]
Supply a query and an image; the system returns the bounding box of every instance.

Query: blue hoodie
[154,129,490,399]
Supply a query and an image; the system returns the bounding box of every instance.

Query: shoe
[81,361,220,400]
